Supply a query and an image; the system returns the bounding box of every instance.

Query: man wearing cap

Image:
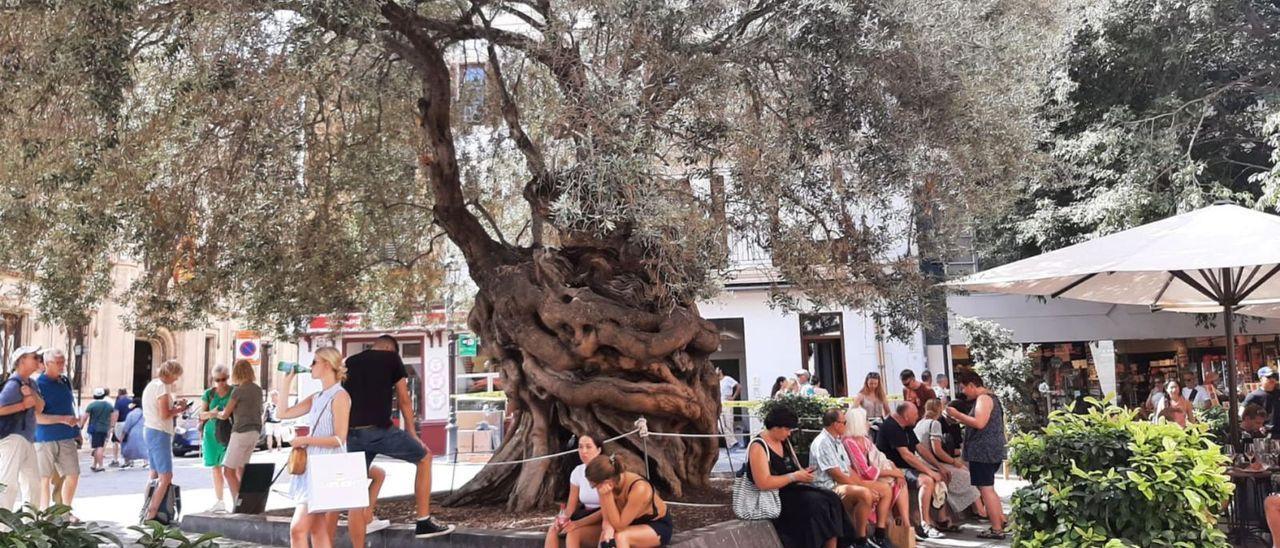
[0,346,45,511]
[84,388,117,473]
[795,369,816,397]
[1245,367,1280,437]
[34,349,83,511]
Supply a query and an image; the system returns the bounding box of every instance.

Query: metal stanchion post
[446,409,458,464]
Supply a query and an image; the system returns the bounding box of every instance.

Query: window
[402,342,423,359]
[458,63,487,125]
[1,313,23,372]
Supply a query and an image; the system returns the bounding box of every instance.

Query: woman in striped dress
[276,347,351,548]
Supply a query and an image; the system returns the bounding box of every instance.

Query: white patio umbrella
[947,202,1280,447]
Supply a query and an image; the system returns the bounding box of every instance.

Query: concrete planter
[181,512,781,548]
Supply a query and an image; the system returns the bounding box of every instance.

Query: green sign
[458,334,479,357]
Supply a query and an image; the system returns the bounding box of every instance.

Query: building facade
[0,262,297,403]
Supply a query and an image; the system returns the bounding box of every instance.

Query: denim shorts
[348,427,427,467]
[144,428,174,474]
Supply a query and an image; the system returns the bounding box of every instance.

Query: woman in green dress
[199,365,233,513]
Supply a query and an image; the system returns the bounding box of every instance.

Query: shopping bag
[306,451,372,513]
[887,519,916,548]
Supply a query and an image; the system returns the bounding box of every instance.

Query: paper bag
[887,519,917,548]
[306,451,372,513]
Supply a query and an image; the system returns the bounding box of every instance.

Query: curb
[181,512,780,548]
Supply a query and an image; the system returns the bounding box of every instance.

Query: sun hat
[9,345,42,370]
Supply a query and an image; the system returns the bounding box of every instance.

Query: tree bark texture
[441,248,722,510]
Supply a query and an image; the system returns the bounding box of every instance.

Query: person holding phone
[747,407,853,548]
[141,360,190,523]
[545,433,604,548]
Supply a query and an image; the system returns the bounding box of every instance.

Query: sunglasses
[214,377,229,382]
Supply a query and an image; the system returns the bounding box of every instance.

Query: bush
[131,521,221,548]
[1195,405,1228,445]
[1009,402,1233,547]
[0,504,121,547]
[755,393,839,466]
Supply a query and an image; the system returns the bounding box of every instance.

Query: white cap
[794,369,811,378]
[9,345,42,370]
[93,388,107,398]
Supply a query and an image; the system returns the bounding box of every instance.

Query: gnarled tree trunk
[442,247,722,509]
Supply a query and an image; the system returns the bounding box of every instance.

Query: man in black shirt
[1243,367,1280,439]
[876,401,946,539]
[345,335,453,539]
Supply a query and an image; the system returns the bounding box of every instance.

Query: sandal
[977,528,1007,539]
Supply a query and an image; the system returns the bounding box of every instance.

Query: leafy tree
[1,1,1053,508]
[955,316,1042,434]
[974,0,1280,266]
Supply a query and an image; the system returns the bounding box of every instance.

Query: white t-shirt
[142,378,175,434]
[719,376,739,401]
[1182,385,1215,408]
[570,464,601,509]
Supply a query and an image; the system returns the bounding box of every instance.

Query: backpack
[141,479,182,526]
[0,376,27,439]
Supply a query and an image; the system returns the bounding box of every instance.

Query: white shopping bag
[306,451,372,513]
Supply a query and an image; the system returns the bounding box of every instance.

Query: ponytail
[585,454,624,484]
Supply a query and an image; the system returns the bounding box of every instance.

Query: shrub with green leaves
[1009,401,1233,547]
[0,504,121,547]
[130,521,221,548]
[1195,405,1228,445]
[755,393,839,466]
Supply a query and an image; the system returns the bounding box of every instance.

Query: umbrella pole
[1225,303,1241,450]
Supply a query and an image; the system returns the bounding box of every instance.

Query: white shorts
[221,431,258,469]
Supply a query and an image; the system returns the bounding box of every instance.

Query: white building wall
[699,288,927,399]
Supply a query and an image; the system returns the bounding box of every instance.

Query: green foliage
[0,504,122,547]
[1195,405,1228,445]
[1009,403,1233,547]
[755,393,839,466]
[129,521,221,548]
[955,316,1042,434]
[974,0,1280,267]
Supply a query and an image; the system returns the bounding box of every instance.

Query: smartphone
[277,361,309,374]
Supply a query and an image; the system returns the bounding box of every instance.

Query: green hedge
[755,393,841,466]
[1009,401,1233,547]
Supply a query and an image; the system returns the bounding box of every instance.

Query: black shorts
[969,461,1000,487]
[635,514,673,545]
[570,506,599,521]
[90,431,108,449]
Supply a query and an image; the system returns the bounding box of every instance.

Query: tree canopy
[974,0,1280,267]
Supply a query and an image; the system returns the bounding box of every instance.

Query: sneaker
[873,533,893,548]
[366,518,391,534]
[915,524,943,540]
[206,500,227,514]
[414,516,455,539]
[863,537,882,548]
[109,461,121,468]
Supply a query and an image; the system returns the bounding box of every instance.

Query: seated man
[876,401,945,540]
[809,408,888,548]
[1242,403,1268,443]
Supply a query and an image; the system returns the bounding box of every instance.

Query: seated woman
[748,407,853,548]
[915,399,987,523]
[586,455,672,548]
[546,434,605,548]
[844,407,909,527]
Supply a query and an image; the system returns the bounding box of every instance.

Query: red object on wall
[420,420,447,455]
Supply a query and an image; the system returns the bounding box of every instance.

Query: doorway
[133,340,154,396]
[800,313,848,397]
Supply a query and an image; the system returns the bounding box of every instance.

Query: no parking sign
[235,330,260,365]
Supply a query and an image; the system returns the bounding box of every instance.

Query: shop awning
[947,202,1280,448]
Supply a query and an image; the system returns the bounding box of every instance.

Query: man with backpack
[0,346,45,511]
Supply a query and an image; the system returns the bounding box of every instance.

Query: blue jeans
[144,428,173,474]
[348,427,427,467]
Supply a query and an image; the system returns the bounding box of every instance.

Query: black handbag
[215,417,232,446]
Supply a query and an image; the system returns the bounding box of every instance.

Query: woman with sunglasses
[198,364,233,513]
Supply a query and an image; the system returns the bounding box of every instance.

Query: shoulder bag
[732,437,802,520]
[288,392,335,475]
